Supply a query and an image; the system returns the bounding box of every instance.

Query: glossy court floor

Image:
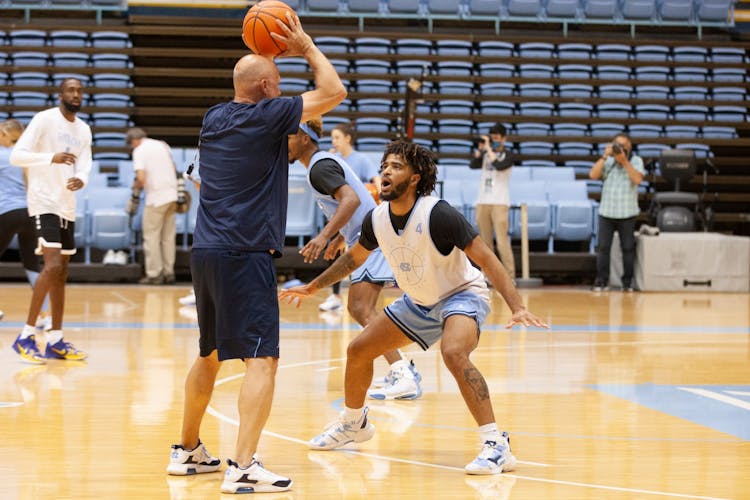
[0,283,748,499]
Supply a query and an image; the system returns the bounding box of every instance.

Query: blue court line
[0,321,749,334]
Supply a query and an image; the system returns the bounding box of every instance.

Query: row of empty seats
[277,57,747,81]
[0,29,129,47]
[313,37,746,62]
[287,0,734,24]
[1,51,132,68]
[1,72,132,88]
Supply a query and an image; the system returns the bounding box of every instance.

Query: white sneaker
[371,360,422,388]
[0,309,3,320]
[368,363,422,400]
[102,249,116,264]
[114,250,128,265]
[309,407,375,450]
[465,433,517,475]
[166,441,222,475]
[221,458,292,494]
[178,291,196,306]
[318,294,342,311]
[35,315,52,332]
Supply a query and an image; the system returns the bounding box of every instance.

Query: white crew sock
[344,406,364,423]
[20,324,36,340]
[479,422,502,444]
[46,330,63,345]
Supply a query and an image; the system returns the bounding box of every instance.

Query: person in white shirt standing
[126,128,178,285]
[10,77,91,364]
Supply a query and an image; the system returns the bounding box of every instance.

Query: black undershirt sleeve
[358,209,379,250]
[309,158,346,197]
[429,200,479,255]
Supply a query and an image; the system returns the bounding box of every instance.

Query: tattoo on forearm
[464,367,490,401]
[312,253,359,290]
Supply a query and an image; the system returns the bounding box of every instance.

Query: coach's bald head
[233,54,281,104]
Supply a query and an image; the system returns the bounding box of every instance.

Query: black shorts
[0,208,42,272]
[191,248,280,361]
[34,214,76,255]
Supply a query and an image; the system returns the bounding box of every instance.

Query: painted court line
[679,387,750,411]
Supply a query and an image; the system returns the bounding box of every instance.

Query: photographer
[469,123,515,279]
[589,133,645,292]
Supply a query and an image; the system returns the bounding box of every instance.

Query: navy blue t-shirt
[193,96,303,254]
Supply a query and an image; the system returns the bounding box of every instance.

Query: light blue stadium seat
[93,132,127,148]
[49,30,88,48]
[546,0,581,17]
[349,0,384,12]
[589,122,625,137]
[672,46,706,62]
[479,82,515,96]
[478,63,515,77]
[51,52,90,68]
[676,143,711,158]
[552,123,588,136]
[518,83,554,97]
[585,0,619,17]
[519,63,554,78]
[428,0,463,14]
[276,57,310,73]
[11,72,49,86]
[673,105,708,121]
[596,65,631,80]
[88,186,131,251]
[558,142,593,156]
[395,59,430,76]
[477,40,513,57]
[90,31,131,48]
[711,86,746,101]
[634,104,670,120]
[286,175,318,247]
[91,93,132,107]
[658,0,693,19]
[557,43,592,59]
[395,38,433,55]
[521,160,556,167]
[558,84,593,98]
[519,141,555,155]
[476,121,512,135]
[356,117,392,132]
[509,181,552,244]
[628,124,662,138]
[508,0,542,15]
[91,53,131,68]
[437,99,475,114]
[92,73,132,88]
[621,0,656,19]
[710,47,746,63]
[353,37,390,54]
[598,84,632,99]
[9,30,46,46]
[634,85,669,99]
[664,125,699,138]
[711,68,746,82]
[672,86,708,100]
[710,105,747,122]
[546,180,595,251]
[11,91,49,106]
[518,42,554,58]
[518,102,555,116]
[597,103,631,119]
[701,126,736,138]
[673,67,709,82]
[435,40,473,56]
[435,61,474,76]
[308,0,341,12]
[557,64,593,79]
[356,98,393,113]
[92,112,131,128]
[411,118,433,134]
[565,160,595,175]
[439,81,475,95]
[468,0,503,15]
[357,137,390,152]
[314,36,350,54]
[438,139,473,154]
[515,122,551,136]
[636,143,669,157]
[11,51,47,66]
[356,78,392,93]
[436,119,474,134]
[634,65,670,81]
[696,0,733,21]
[595,43,631,60]
[531,166,576,181]
[321,116,350,132]
[52,72,90,87]
[279,78,310,93]
[558,103,593,118]
[634,45,670,62]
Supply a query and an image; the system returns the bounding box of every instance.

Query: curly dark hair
[382,140,437,197]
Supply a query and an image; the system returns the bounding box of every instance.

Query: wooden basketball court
[1,283,748,499]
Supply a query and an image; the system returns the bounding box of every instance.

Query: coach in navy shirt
[166,14,346,495]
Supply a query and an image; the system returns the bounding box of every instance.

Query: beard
[62,100,81,113]
[379,178,410,201]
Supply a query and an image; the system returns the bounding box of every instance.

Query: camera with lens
[611,143,623,155]
[125,185,142,216]
[472,136,488,148]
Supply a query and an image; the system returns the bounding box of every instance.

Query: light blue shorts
[351,247,395,286]
[384,290,490,350]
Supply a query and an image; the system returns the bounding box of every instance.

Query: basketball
[242,0,295,57]
[365,182,380,204]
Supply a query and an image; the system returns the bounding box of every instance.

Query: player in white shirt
[10,77,91,364]
[281,140,548,474]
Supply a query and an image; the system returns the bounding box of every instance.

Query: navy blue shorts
[191,248,279,361]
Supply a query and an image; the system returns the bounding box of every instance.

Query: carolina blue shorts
[191,248,279,361]
[351,247,395,286]
[384,289,490,350]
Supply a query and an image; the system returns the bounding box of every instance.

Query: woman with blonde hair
[0,119,51,338]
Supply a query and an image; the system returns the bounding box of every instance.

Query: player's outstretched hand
[279,284,318,308]
[271,12,313,58]
[505,309,549,329]
[300,234,327,264]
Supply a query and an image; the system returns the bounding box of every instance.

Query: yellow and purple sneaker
[45,339,88,361]
[12,334,46,365]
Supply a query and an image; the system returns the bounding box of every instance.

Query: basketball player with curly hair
[281,140,548,474]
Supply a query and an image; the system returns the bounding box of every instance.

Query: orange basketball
[365,183,381,204]
[241,0,295,57]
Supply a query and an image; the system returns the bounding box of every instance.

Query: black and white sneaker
[166,440,221,475]
[221,458,292,494]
